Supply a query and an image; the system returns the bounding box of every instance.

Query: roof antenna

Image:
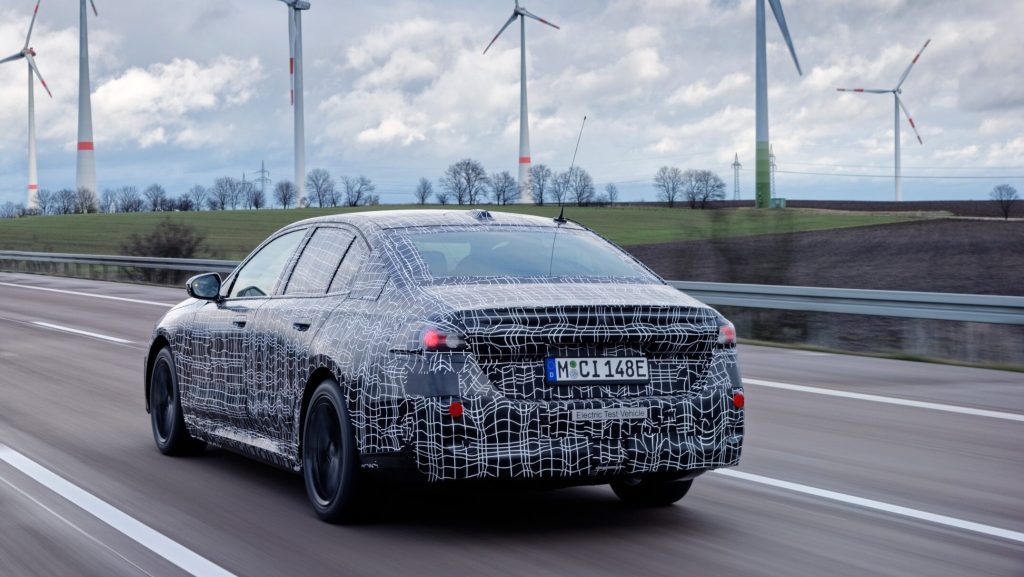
[554,115,586,225]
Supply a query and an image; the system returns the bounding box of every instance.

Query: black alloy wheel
[302,379,363,523]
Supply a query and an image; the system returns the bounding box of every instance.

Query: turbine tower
[1,0,52,210]
[837,39,930,202]
[484,0,559,204]
[755,0,801,209]
[769,144,777,199]
[732,153,742,200]
[77,0,98,196]
[277,0,310,208]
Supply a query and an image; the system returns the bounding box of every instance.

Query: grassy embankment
[0,204,936,260]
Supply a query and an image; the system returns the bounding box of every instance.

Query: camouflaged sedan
[145,209,745,523]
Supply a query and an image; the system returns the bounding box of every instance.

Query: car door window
[229,229,305,298]
[286,228,357,296]
[328,237,370,294]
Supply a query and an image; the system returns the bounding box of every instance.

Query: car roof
[289,208,587,235]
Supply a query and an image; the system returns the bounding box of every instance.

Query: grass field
[0,204,935,260]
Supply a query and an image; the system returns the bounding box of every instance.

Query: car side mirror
[186,273,222,301]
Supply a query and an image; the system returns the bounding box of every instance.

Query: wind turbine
[837,39,930,202]
[276,0,310,208]
[77,0,98,196]
[1,0,52,211]
[483,0,559,204]
[754,0,801,209]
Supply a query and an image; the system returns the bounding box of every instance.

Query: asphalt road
[0,272,1021,577]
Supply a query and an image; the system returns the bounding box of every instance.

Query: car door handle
[232,317,247,328]
[292,319,313,332]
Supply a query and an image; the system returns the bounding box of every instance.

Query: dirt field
[628,218,1024,295]
[644,199,1022,218]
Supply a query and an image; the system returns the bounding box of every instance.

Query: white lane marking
[714,469,1024,544]
[0,474,156,577]
[0,281,174,308]
[745,377,1024,423]
[0,445,237,577]
[32,321,133,345]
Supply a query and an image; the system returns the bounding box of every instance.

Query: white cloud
[669,73,749,106]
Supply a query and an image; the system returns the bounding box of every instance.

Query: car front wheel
[302,379,363,523]
[611,477,693,507]
[149,347,205,456]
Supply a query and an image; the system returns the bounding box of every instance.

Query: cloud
[91,56,264,149]
[669,73,749,106]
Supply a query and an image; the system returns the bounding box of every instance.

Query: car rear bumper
[403,385,743,482]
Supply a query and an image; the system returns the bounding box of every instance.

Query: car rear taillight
[421,328,467,352]
[717,320,736,346]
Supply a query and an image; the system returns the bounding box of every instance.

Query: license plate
[572,407,650,421]
[545,357,649,383]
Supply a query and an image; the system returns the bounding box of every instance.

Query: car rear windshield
[402,228,659,283]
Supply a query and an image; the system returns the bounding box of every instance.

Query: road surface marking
[0,281,174,308]
[714,469,1024,544]
[0,474,156,576]
[32,321,133,345]
[744,378,1024,422]
[0,445,237,577]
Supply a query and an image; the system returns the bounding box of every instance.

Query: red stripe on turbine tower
[77,141,94,151]
[27,184,38,190]
[519,156,531,163]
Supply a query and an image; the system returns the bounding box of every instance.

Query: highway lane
[0,272,1021,577]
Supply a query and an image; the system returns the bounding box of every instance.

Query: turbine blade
[767,0,802,76]
[520,8,560,30]
[896,38,931,89]
[0,52,25,65]
[90,0,98,17]
[836,88,890,94]
[896,95,923,145]
[26,54,52,98]
[24,1,40,50]
[483,11,518,54]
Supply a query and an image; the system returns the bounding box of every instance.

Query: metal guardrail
[0,250,237,275]
[1,251,1022,325]
[668,281,1024,325]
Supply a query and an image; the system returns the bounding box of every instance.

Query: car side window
[328,237,370,294]
[228,229,305,299]
[285,228,357,296]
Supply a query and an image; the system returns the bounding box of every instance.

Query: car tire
[302,379,363,524]
[611,477,693,507]
[149,347,206,456]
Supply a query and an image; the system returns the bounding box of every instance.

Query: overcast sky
[1,0,1022,206]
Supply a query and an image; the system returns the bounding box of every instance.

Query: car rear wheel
[149,347,205,456]
[611,477,693,507]
[302,379,363,524]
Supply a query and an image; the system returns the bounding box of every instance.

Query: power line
[749,168,1024,180]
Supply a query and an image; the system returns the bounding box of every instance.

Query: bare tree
[306,168,335,208]
[440,159,489,205]
[567,166,595,206]
[274,180,297,209]
[489,171,517,205]
[690,169,726,209]
[414,177,433,205]
[0,201,19,219]
[529,164,552,206]
[210,177,237,211]
[99,188,117,213]
[991,184,1019,220]
[143,184,167,212]
[188,185,207,212]
[176,194,195,212]
[341,175,376,207]
[116,186,143,213]
[604,183,619,206]
[250,186,266,210]
[76,187,98,213]
[550,170,570,205]
[34,189,53,215]
[654,166,686,208]
[435,187,451,205]
[53,189,77,214]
